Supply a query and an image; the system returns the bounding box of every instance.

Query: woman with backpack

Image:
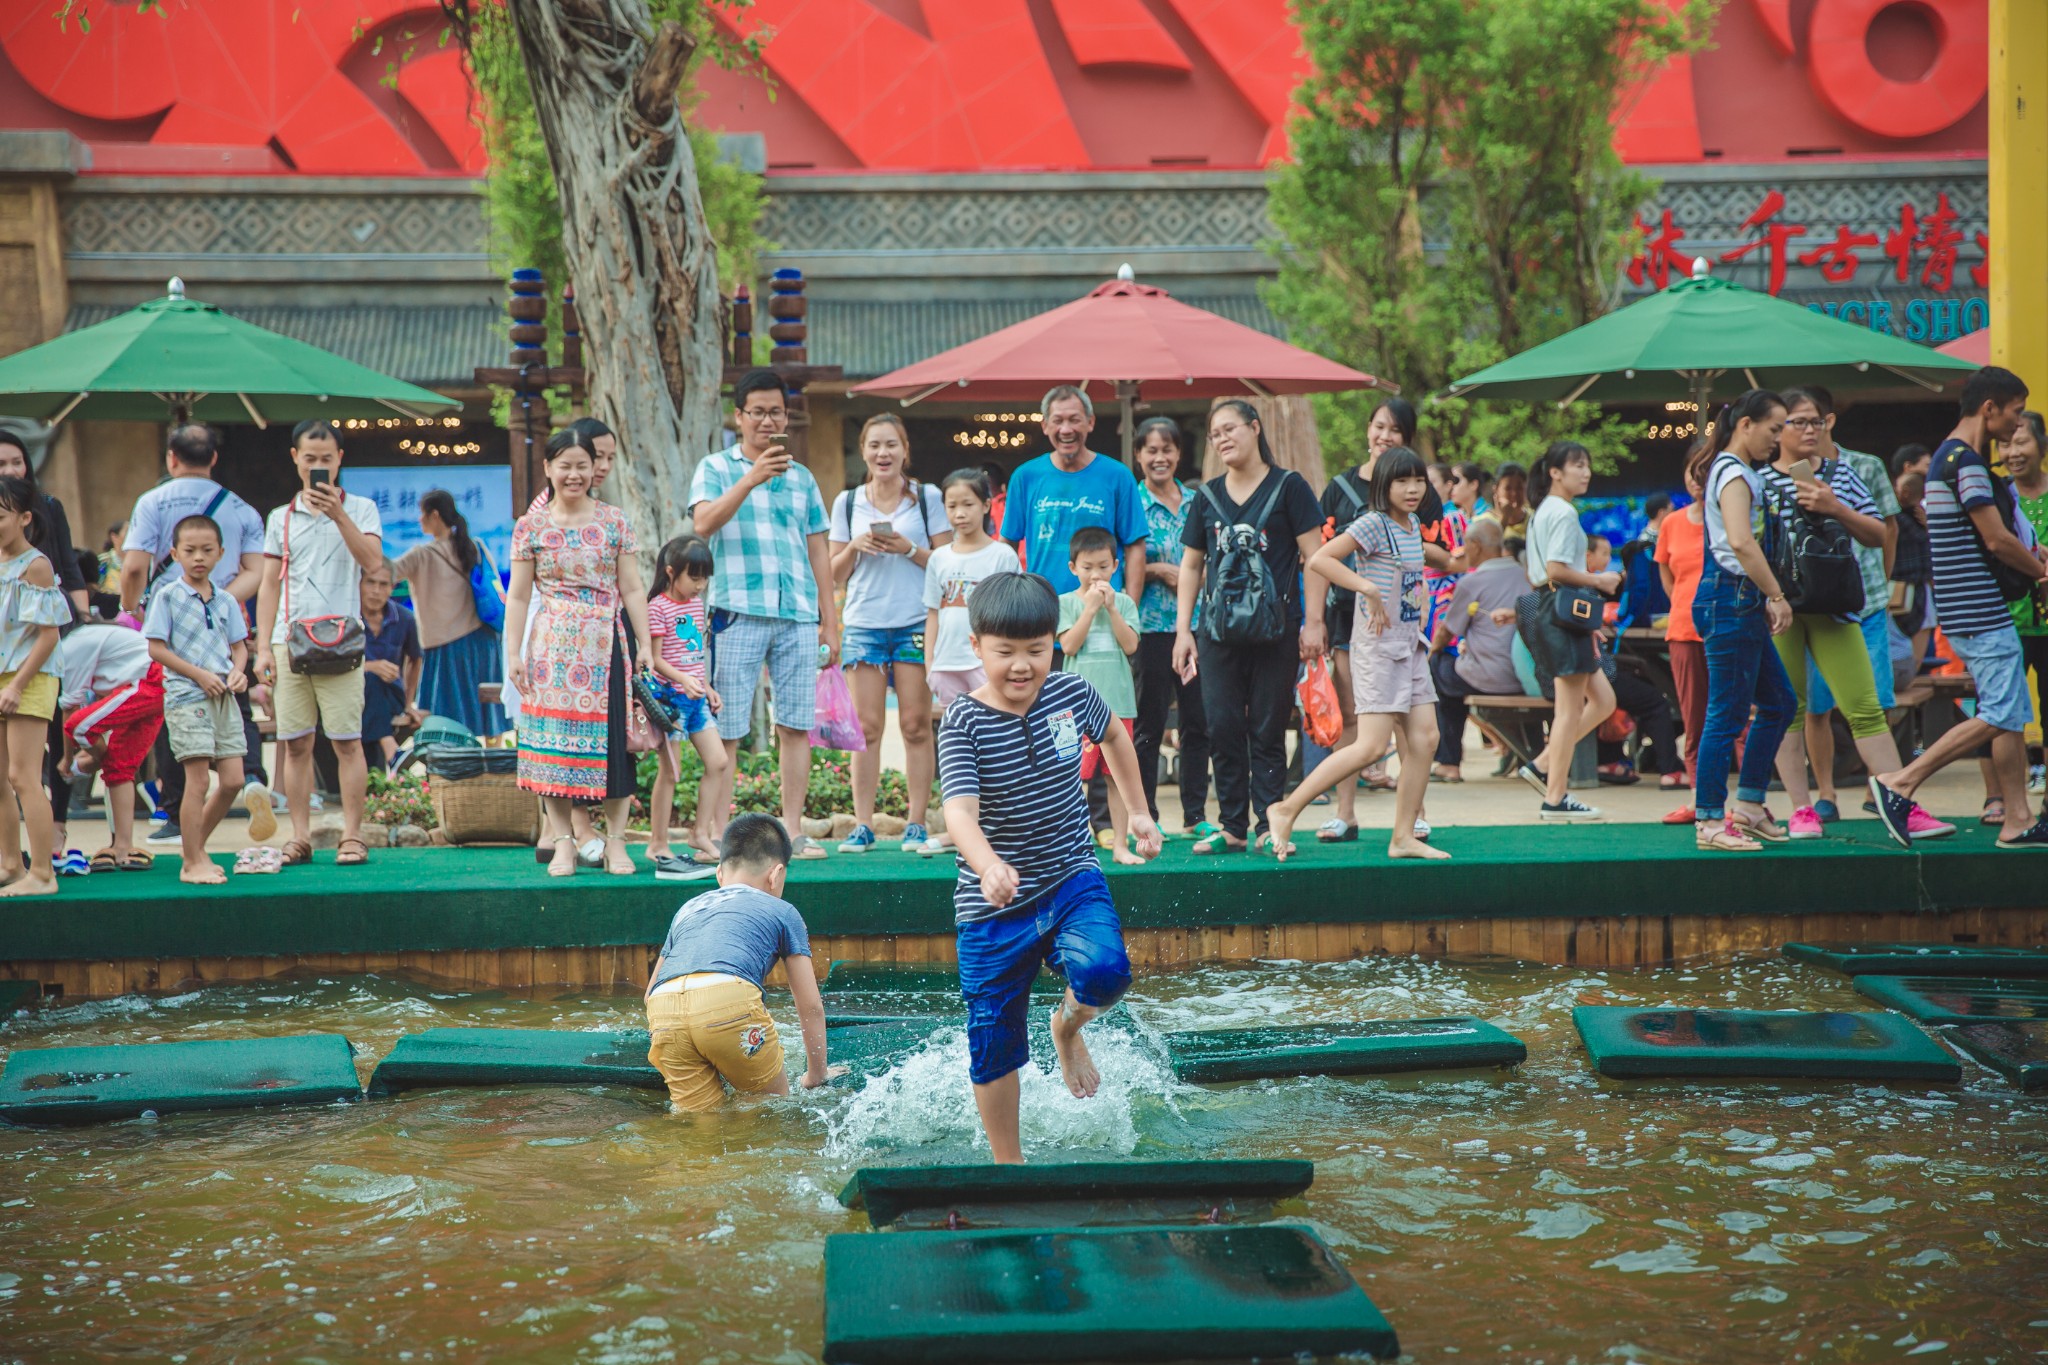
[1757,389,1952,841]
[1172,400,1326,854]
[393,488,507,737]
[828,413,950,854]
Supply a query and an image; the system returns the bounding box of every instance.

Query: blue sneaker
[901,822,929,853]
[1867,776,1913,848]
[1813,799,1840,823]
[838,823,875,854]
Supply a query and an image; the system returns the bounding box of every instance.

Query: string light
[953,430,1029,448]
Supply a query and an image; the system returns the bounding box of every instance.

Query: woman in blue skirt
[393,488,507,736]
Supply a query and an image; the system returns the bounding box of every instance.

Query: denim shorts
[646,676,714,737]
[1949,624,2031,733]
[956,866,1131,1085]
[842,624,924,669]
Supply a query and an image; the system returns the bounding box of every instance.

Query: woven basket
[431,772,540,845]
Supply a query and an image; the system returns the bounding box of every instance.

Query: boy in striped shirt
[936,572,1162,1163]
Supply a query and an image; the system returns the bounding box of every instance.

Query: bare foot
[1048,1004,1100,1098]
[179,861,227,885]
[1263,802,1298,862]
[0,874,58,898]
[1388,837,1451,860]
[1112,845,1145,866]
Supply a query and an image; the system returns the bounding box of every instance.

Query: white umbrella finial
[1117,262,1135,282]
[167,276,186,300]
[1690,257,1710,281]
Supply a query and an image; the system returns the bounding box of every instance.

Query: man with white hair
[999,386,1147,595]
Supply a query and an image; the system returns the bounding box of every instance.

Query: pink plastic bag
[809,665,867,751]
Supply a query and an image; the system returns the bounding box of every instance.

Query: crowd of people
[3,360,2045,897]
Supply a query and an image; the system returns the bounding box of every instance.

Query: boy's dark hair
[167,423,219,467]
[1367,445,1429,514]
[732,368,788,411]
[1067,525,1117,561]
[968,571,1059,640]
[1451,460,1488,489]
[291,419,341,447]
[720,812,792,871]
[1493,460,1527,484]
[1897,470,1926,502]
[1644,492,1672,520]
[650,534,715,600]
[172,514,222,547]
[1960,366,2027,418]
[1588,532,1612,551]
[1890,443,1930,478]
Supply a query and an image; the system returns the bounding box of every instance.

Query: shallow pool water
[2,954,2044,1364]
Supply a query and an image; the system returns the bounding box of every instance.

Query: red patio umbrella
[1939,329,1989,366]
[851,267,1394,462]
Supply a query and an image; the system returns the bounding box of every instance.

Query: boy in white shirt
[56,623,166,871]
[253,421,384,867]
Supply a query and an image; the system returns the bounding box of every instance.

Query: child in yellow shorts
[644,813,845,1111]
[0,475,73,897]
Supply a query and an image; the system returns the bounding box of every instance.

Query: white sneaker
[242,781,277,841]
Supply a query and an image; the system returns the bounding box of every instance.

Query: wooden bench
[1464,695,1554,773]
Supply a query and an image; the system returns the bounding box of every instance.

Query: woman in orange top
[1654,459,1709,821]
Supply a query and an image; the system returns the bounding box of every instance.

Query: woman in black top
[1173,401,1327,852]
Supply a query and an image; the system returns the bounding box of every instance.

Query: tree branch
[632,19,696,126]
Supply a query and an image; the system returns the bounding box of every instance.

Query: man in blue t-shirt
[998,386,1148,595]
[643,814,843,1111]
[936,572,1161,1163]
[1870,366,2048,849]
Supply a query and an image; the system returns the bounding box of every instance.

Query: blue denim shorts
[645,676,714,737]
[956,866,1131,1085]
[842,624,924,670]
[1949,624,2031,733]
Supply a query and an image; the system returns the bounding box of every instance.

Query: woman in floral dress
[505,429,655,878]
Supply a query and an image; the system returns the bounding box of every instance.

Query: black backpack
[1763,466,1864,618]
[1198,476,1288,646]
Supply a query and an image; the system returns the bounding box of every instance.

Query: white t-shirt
[263,491,383,643]
[922,539,1021,670]
[1704,452,1764,577]
[55,623,153,710]
[830,481,945,629]
[123,475,265,597]
[1525,496,1588,587]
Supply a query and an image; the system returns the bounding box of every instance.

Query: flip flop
[120,851,154,871]
[1314,819,1358,843]
[88,848,121,873]
[1981,798,2006,826]
[336,837,370,866]
[1191,832,1245,855]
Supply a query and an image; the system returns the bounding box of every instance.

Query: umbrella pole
[1117,380,1138,468]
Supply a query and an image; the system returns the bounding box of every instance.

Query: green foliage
[635,745,923,826]
[1266,0,1713,477]
[366,768,438,831]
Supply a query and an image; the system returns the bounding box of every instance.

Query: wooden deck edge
[4,908,2044,1001]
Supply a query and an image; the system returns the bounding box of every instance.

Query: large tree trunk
[507,0,723,545]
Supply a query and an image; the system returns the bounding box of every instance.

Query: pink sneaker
[1905,805,1957,839]
[1788,806,1825,840]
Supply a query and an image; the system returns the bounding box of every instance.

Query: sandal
[1728,807,1788,843]
[335,836,369,866]
[279,838,313,867]
[1315,819,1358,843]
[1696,819,1761,852]
[603,837,636,876]
[89,848,121,873]
[120,851,153,872]
[1981,798,2006,826]
[1191,832,1246,855]
[547,834,578,878]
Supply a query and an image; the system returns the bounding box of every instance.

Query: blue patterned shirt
[1138,480,1197,633]
[143,576,249,709]
[687,446,829,624]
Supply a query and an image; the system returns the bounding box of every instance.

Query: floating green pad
[838,1159,1313,1228]
[1945,1022,2048,1092]
[0,979,34,1020]
[1165,1017,1526,1083]
[0,1034,361,1125]
[822,1223,1397,1363]
[366,1028,662,1095]
[828,1018,945,1077]
[1573,1006,1960,1082]
[1853,976,2048,1024]
[1783,942,2048,978]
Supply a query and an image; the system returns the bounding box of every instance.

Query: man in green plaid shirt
[690,369,841,858]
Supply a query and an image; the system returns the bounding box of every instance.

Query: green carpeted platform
[0,1034,361,1125]
[1853,976,2048,1024]
[1572,1006,1962,1082]
[838,1159,1314,1228]
[0,822,2035,963]
[822,1223,1398,1362]
[1784,942,2048,977]
[1945,1022,2048,1092]
[367,1028,663,1095]
[1165,1017,1526,1083]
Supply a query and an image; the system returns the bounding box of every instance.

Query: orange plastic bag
[1297,661,1343,749]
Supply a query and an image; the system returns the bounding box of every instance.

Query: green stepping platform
[1945,1022,2048,1092]
[366,1028,663,1095]
[1165,1017,1525,1083]
[0,1034,361,1125]
[828,1017,945,1077]
[823,1223,1398,1363]
[1853,976,2048,1024]
[1783,942,2048,978]
[1572,1006,1961,1082]
[838,1159,1313,1228]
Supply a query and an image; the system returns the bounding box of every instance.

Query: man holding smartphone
[255,420,384,867]
[690,369,840,859]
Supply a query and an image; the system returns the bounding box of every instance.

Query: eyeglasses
[1783,417,1824,430]
[741,408,787,422]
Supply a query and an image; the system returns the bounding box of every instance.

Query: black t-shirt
[1182,466,1324,625]
[1318,468,1445,543]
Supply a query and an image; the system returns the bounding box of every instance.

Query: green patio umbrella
[0,279,459,427]
[1443,261,1978,416]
